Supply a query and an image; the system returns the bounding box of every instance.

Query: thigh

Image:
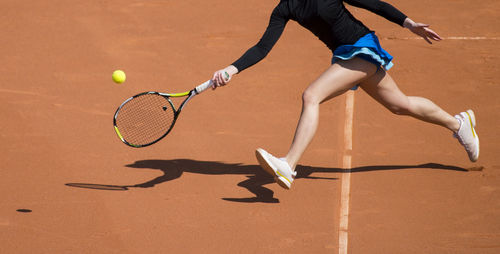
[307,57,378,104]
[359,68,409,109]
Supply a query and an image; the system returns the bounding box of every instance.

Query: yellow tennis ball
[112,70,126,84]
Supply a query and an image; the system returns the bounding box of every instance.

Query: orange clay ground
[1,0,499,253]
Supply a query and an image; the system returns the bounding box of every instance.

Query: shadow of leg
[223,173,279,203]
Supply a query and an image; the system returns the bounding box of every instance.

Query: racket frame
[113,80,212,148]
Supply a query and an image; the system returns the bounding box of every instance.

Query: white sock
[454,116,463,133]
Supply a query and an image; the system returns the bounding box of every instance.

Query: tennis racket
[113,78,217,148]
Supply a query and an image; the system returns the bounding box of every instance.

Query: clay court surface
[1,0,499,253]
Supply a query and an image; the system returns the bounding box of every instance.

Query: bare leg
[285,57,378,169]
[359,68,460,131]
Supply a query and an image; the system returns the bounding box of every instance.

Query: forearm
[231,45,270,73]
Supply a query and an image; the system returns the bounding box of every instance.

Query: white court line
[339,90,354,254]
[384,36,500,40]
[443,36,500,40]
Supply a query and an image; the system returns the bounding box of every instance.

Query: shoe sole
[463,109,480,162]
[255,149,291,190]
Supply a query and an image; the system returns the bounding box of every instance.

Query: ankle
[282,156,296,171]
[452,117,462,132]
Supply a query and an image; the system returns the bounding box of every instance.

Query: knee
[302,88,321,107]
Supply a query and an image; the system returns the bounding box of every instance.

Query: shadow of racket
[65,183,132,191]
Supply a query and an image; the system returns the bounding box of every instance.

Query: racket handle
[194,80,213,94]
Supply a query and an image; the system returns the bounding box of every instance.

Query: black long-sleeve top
[232,0,407,72]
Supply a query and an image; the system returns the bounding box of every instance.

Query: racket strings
[115,94,175,146]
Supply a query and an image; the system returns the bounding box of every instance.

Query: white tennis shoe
[453,109,479,162]
[255,148,296,190]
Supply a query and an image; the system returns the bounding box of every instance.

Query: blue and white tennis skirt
[332,32,393,90]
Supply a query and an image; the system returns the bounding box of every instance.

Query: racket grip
[194,80,213,94]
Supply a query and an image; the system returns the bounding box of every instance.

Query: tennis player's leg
[284,57,378,169]
[359,69,479,161]
[359,69,459,130]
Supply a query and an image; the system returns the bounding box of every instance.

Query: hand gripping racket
[113,79,215,148]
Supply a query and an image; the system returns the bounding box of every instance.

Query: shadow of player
[66,159,468,204]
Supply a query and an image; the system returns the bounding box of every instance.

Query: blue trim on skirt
[331,32,393,90]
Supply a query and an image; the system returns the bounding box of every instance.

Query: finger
[211,78,217,90]
[221,72,228,84]
[431,33,442,41]
[430,34,442,41]
[217,72,226,85]
[213,73,219,85]
[212,73,222,89]
[427,33,441,41]
[425,28,442,40]
[424,36,432,44]
[221,72,230,84]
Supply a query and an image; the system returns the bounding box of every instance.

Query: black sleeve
[344,0,407,26]
[231,5,289,72]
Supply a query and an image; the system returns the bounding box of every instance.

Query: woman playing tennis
[211,0,479,189]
